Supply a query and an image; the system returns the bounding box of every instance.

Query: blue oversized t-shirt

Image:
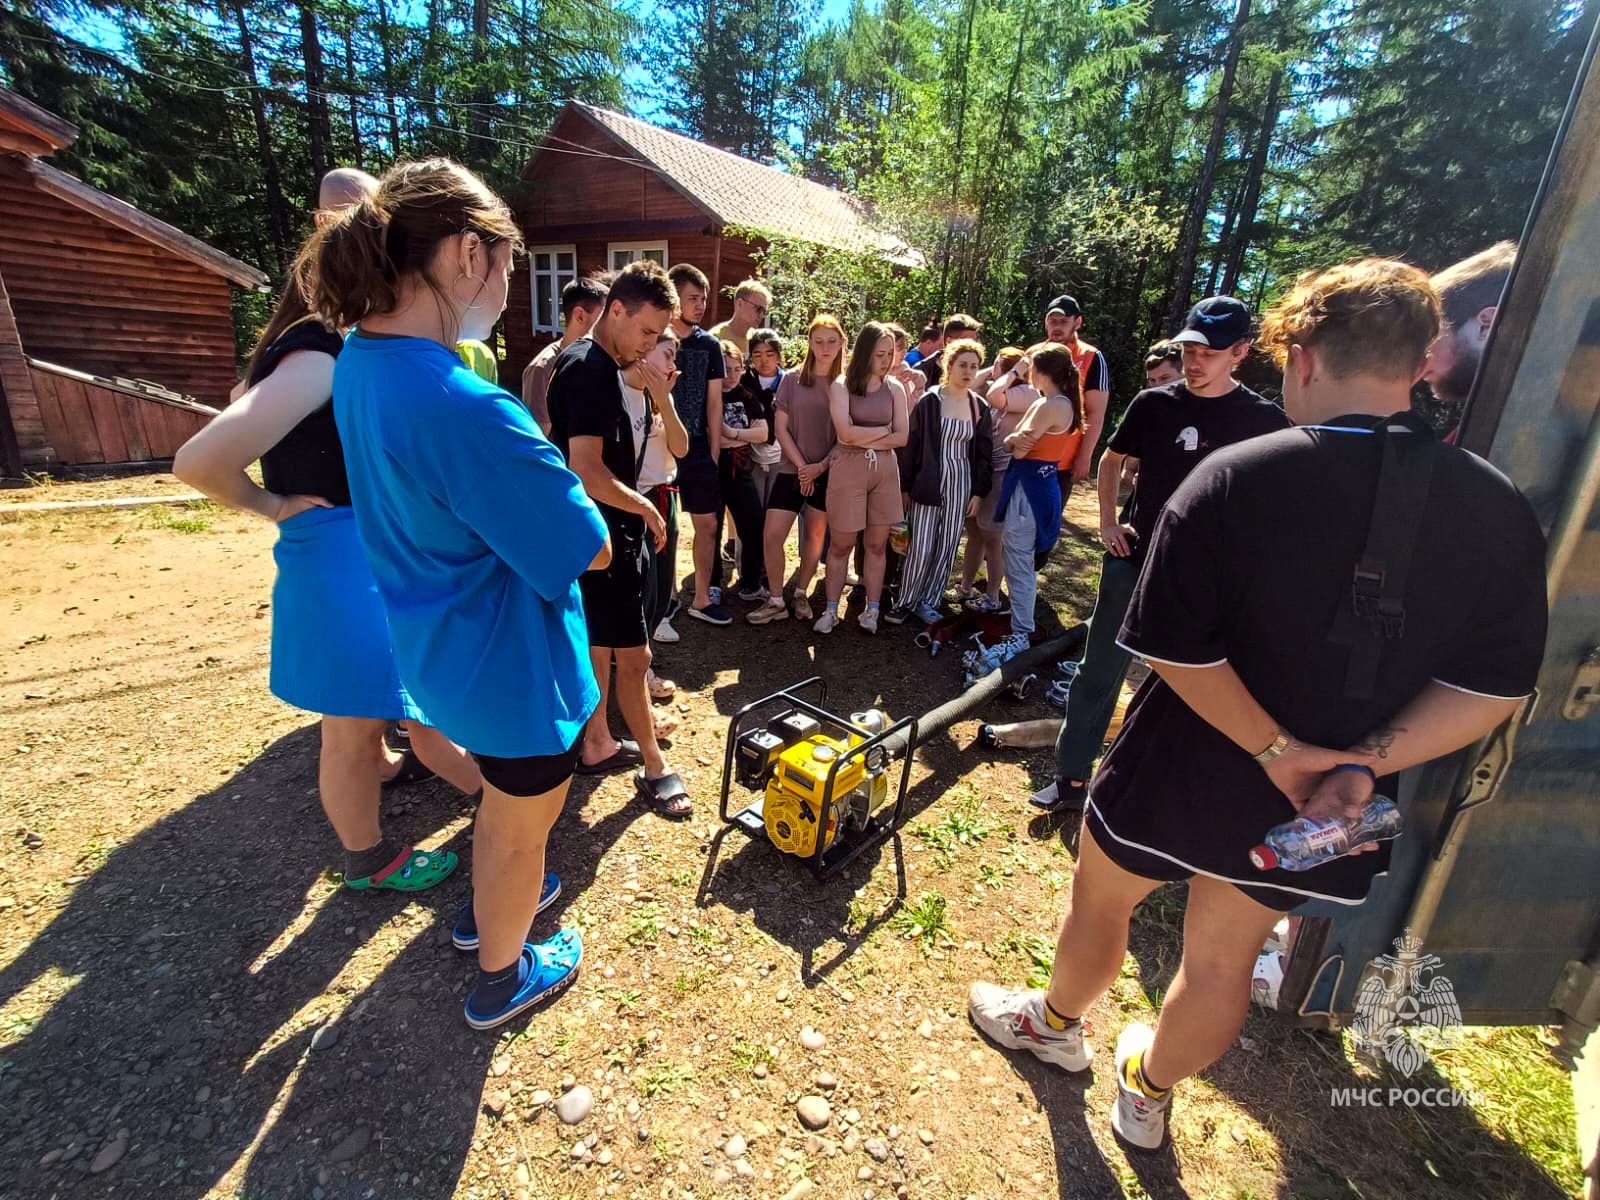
[333,333,608,758]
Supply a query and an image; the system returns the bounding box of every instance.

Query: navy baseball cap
[1045,294,1082,318]
[1171,296,1252,348]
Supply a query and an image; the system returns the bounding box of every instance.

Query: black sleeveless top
[250,317,351,507]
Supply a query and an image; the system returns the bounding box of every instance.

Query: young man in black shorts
[547,262,693,818]
[666,263,731,626]
[971,258,1546,1151]
[1032,296,1289,813]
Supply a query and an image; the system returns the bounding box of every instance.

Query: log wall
[0,157,240,409]
[28,360,214,466]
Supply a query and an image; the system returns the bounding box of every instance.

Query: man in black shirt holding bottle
[1031,296,1289,813]
[972,258,1545,1154]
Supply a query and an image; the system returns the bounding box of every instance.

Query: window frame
[606,241,669,271]
[528,244,578,335]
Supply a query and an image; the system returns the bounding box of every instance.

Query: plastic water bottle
[1249,796,1403,871]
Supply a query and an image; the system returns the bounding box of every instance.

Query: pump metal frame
[717,677,919,880]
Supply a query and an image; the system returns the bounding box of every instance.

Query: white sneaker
[1111,1022,1171,1150]
[857,608,880,634]
[792,594,814,621]
[813,609,841,634]
[747,598,789,625]
[967,983,1092,1072]
[653,618,680,644]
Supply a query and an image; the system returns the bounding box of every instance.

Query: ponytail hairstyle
[799,313,847,387]
[293,158,523,337]
[1030,343,1084,434]
[844,321,892,396]
[243,273,331,384]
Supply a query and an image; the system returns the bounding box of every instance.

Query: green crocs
[344,845,458,892]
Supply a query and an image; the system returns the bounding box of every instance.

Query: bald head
[315,167,379,227]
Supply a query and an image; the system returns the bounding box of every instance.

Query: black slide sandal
[381,748,437,790]
[574,739,643,776]
[635,770,692,820]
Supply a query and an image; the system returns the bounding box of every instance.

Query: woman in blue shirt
[297,158,611,1030]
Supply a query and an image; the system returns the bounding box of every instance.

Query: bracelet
[1329,763,1377,781]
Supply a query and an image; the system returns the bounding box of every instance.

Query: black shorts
[768,469,828,514]
[579,537,648,649]
[474,738,582,796]
[1083,796,1385,914]
[676,444,721,515]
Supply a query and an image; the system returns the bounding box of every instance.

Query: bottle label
[1299,821,1346,852]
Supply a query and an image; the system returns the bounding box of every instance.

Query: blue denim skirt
[269,506,425,722]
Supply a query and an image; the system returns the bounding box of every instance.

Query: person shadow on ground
[0,722,661,1199]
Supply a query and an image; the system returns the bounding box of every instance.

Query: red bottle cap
[1249,844,1277,870]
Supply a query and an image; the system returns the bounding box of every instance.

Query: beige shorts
[975,463,1010,533]
[827,448,904,534]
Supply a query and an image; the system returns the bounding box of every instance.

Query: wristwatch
[1252,727,1293,765]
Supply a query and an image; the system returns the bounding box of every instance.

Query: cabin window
[529,245,578,333]
[607,242,668,271]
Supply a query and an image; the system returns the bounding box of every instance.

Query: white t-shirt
[626,380,676,489]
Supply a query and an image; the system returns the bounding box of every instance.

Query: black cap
[1171,296,1252,349]
[1044,294,1082,318]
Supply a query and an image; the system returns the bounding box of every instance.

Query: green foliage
[3,0,1590,407]
[637,1061,695,1096]
[890,889,950,954]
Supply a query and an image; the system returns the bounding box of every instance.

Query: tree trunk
[1205,169,1247,295]
[375,0,403,158]
[1166,0,1251,327]
[341,24,363,171]
[967,0,1032,314]
[228,0,292,270]
[1221,65,1283,296]
[935,0,980,317]
[423,0,442,137]
[468,0,491,166]
[299,1,331,188]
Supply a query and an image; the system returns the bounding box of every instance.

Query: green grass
[1436,1027,1583,1195]
[727,1038,774,1073]
[638,1062,694,1097]
[672,968,712,993]
[145,502,214,533]
[890,890,950,955]
[997,929,1055,990]
[912,791,995,871]
[625,905,661,945]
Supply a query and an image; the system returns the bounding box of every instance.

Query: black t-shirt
[1094,415,1547,902]
[1108,382,1289,559]
[252,317,351,507]
[720,368,776,444]
[547,338,642,543]
[672,326,726,445]
[918,355,943,388]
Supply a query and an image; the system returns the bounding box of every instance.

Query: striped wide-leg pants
[898,418,973,610]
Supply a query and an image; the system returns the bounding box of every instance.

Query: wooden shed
[0,87,270,477]
[505,103,916,380]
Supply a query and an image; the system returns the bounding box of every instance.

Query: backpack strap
[1326,411,1440,701]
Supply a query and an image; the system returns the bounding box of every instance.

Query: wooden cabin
[0,87,270,477]
[505,103,917,381]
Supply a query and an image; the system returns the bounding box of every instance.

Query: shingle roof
[569,104,921,267]
[27,159,270,291]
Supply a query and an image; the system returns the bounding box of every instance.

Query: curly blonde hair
[1258,259,1441,381]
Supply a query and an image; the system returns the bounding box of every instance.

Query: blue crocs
[452,873,561,951]
[463,929,583,1031]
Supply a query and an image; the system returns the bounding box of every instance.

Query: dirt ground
[0,476,1582,1200]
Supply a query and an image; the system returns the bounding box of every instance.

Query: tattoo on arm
[1351,726,1405,759]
